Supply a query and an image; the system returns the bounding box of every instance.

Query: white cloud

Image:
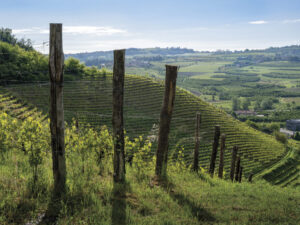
[249,20,268,25]
[13,28,48,34]
[282,19,300,24]
[12,26,126,36]
[63,26,126,36]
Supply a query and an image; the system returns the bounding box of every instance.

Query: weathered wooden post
[209,125,220,177]
[235,156,241,182]
[248,173,253,183]
[218,134,226,179]
[193,112,201,172]
[155,65,178,178]
[112,49,126,183]
[49,23,66,196]
[230,146,238,181]
[238,166,243,183]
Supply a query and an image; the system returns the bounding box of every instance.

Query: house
[286,119,300,131]
[280,128,295,137]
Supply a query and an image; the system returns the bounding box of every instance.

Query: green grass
[1,144,300,225]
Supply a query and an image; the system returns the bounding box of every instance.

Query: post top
[165,64,178,68]
[114,49,126,52]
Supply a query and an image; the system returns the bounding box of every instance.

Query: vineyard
[0,74,286,179]
[256,141,300,188]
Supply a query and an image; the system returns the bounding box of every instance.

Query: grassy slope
[1,145,300,225]
[1,75,286,179]
[0,80,299,225]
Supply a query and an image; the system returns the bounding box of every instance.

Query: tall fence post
[112,49,126,183]
[235,156,241,182]
[209,125,220,177]
[238,166,243,183]
[230,146,238,181]
[49,23,66,196]
[248,173,253,183]
[193,112,201,172]
[218,134,226,179]
[155,65,178,178]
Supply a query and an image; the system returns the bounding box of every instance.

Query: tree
[260,98,273,110]
[242,98,251,110]
[65,57,85,75]
[0,28,33,50]
[274,131,287,144]
[232,97,240,111]
[0,28,17,45]
[294,132,300,141]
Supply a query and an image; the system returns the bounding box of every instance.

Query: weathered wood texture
[49,23,66,196]
[248,173,253,183]
[155,65,178,178]
[218,134,226,179]
[235,156,241,182]
[193,113,201,172]
[209,125,221,177]
[112,49,126,183]
[230,146,238,181]
[238,166,243,183]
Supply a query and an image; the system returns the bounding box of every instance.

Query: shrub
[274,131,287,144]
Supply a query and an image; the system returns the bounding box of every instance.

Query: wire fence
[0,74,287,175]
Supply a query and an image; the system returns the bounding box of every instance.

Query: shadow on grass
[4,179,48,224]
[159,177,215,222]
[39,195,63,225]
[111,182,128,225]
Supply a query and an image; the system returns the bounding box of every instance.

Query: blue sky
[1,0,300,53]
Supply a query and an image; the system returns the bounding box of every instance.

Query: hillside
[0,111,299,225]
[65,45,300,124]
[0,107,298,224]
[1,74,286,180]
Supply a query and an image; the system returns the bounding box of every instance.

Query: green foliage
[0,27,33,51]
[260,98,274,110]
[0,101,299,224]
[64,57,85,76]
[0,112,14,159]
[246,121,280,134]
[128,136,154,180]
[232,97,240,111]
[294,132,300,141]
[274,131,288,144]
[17,116,49,185]
[0,41,48,81]
[242,98,251,110]
[170,145,187,173]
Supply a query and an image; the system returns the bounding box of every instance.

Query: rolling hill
[0,74,287,179]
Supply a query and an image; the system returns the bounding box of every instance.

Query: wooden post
[49,23,66,196]
[238,166,243,183]
[112,49,126,183]
[248,173,253,183]
[235,156,241,182]
[209,125,220,177]
[230,146,238,181]
[218,134,226,179]
[155,65,178,178]
[193,112,201,172]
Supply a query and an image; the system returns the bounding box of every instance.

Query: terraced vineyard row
[0,75,286,178]
[256,141,300,188]
[0,93,46,122]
